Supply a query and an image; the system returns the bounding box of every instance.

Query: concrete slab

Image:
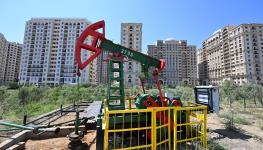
[80,101,102,120]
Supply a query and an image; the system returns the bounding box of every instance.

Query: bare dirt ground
[25,130,96,150]
[208,113,263,150]
[2,106,263,150]
[45,112,76,125]
[0,113,77,143]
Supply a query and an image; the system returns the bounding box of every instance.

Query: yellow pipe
[203,107,208,148]
[176,136,202,143]
[113,144,151,150]
[156,123,168,129]
[168,109,171,150]
[152,108,156,149]
[173,109,177,150]
[156,139,169,146]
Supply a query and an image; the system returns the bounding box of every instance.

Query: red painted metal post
[153,68,166,107]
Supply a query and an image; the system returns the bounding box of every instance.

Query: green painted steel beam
[0,121,58,133]
[101,40,161,69]
[0,128,22,132]
[0,121,36,130]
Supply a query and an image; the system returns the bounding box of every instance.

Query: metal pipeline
[0,121,60,134]
[0,128,21,132]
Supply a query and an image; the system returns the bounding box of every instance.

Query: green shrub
[218,112,230,119]
[218,111,236,130]
[234,115,251,125]
[8,82,19,89]
[208,140,225,150]
[18,87,29,105]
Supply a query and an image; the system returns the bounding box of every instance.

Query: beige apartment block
[0,33,22,84]
[199,24,263,85]
[96,50,109,84]
[121,23,142,86]
[148,39,197,86]
[4,42,22,83]
[19,18,97,86]
[197,48,209,85]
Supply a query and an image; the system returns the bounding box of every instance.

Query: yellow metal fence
[103,103,207,150]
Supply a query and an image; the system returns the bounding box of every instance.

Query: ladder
[107,57,125,110]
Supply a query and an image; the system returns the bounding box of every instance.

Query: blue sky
[1,0,263,52]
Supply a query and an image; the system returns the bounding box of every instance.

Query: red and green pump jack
[76,20,220,149]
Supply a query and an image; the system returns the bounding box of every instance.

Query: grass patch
[234,115,251,125]
[218,112,251,128]
[218,112,230,119]
[208,139,225,150]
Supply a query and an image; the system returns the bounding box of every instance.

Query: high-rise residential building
[199,24,263,85]
[4,42,22,83]
[121,23,142,86]
[96,50,109,84]
[0,33,8,84]
[19,18,96,86]
[0,33,22,84]
[197,48,209,85]
[148,39,197,86]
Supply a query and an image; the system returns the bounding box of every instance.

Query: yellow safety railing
[103,101,207,150]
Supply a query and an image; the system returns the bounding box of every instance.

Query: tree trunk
[243,98,246,110]
[229,94,232,108]
[231,110,234,129]
[254,96,257,106]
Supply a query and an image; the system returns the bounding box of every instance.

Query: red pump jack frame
[75,20,167,107]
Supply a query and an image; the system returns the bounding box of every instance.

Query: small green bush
[8,82,19,89]
[218,111,236,130]
[208,139,225,150]
[218,112,230,119]
[234,115,251,125]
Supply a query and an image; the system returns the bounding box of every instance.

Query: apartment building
[4,42,22,83]
[0,33,22,84]
[0,33,8,84]
[96,50,109,84]
[197,48,209,85]
[19,18,96,86]
[121,23,142,86]
[199,24,263,85]
[148,39,197,86]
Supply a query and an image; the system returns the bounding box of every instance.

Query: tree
[221,80,237,107]
[8,82,19,89]
[174,86,194,101]
[249,84,262,106]
[18,87,29,116]
[257,86,263,106]
[221,80,237,129]
[0,87,7,119]
[0,88,6,103]
[237,85,250,110]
